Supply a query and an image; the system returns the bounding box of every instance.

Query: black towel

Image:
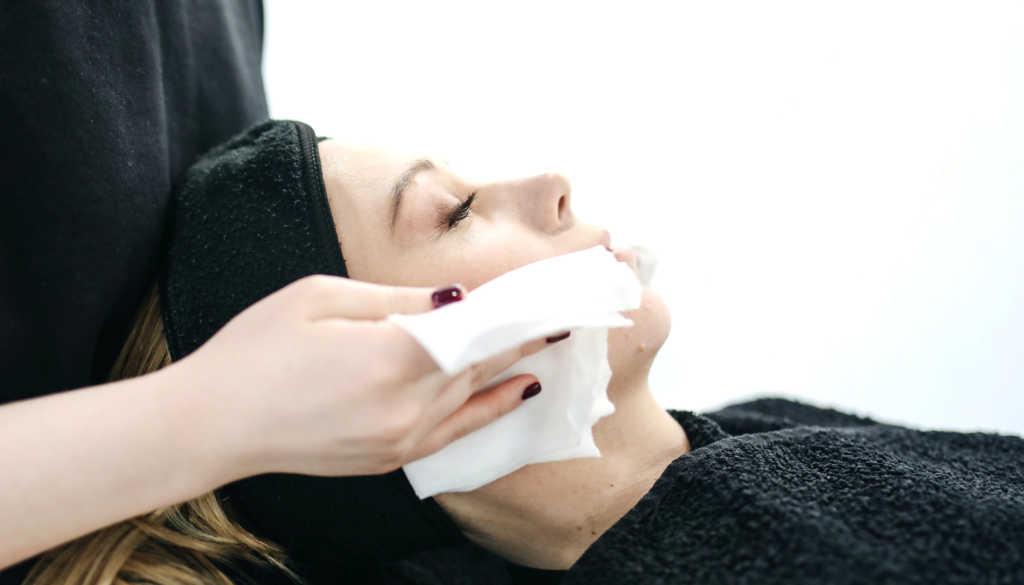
[563,399,1024,584]
[380,399,1024,584]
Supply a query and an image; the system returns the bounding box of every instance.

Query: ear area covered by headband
[160,120,464,567]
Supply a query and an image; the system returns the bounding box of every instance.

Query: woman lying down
[27,121,1024,585]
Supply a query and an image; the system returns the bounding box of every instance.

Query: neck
[435,374,689,570]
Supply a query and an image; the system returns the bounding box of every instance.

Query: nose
[489,172,574,234]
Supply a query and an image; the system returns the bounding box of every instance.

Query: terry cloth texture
[563,399,1024,585]
[377,398,1024,585]
[160,120,464,573]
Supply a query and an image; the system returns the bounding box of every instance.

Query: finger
[404,375,541,463]
[287,275,466,320]
[393,330,565,450]
[467,331,570,391]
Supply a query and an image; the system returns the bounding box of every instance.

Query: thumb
[404,375,541,464]
[293,275,466,320]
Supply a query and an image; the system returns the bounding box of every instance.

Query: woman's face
[318,139,670,384]
[319,141,679,566]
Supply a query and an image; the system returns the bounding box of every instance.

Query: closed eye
[441,191,477,231]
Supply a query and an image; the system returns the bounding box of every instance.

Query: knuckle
[380,406,420,444]
[378,342,421,383]
[298,273,327,289]
[469,365,488,389]
[308,274,336,295]
[378,432,416,469]
[293,274,333,302]
[449,418,476,443]
[370,355,404,386]
[390,331,436,375]
[383,287,403,316]
[378,445,407,470]
[375,423,407,450]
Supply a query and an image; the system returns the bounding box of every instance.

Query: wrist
[147,360,253,489]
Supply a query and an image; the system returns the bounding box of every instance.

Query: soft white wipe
[390,246,643,498]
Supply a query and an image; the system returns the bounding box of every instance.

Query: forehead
[319,140,418,205]
[318,140,456,282]
[320,140,437,232]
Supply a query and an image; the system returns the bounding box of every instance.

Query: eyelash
[444,191,477,231]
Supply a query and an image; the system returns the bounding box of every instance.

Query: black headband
[160,120,463,568]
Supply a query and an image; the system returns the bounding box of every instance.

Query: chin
[607,285,670,380]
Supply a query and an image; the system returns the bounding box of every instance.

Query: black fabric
[215,559,303,585]
[160,120,347,357]
[0,0,267,402]
[379,543,513,585]
[561,399,1024,584]
[506,562,567,585]
[378,399,1024,584]
[160,120,464,573]
[0,2,265,583]
[0,560,32,585]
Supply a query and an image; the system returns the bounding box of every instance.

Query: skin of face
[319,140,689,569]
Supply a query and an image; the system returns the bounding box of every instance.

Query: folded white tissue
[389,245,643,498]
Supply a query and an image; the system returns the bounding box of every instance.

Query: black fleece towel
[563,399,1024,585]
[380,399,1024,585]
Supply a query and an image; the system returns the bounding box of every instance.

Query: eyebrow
[389,158,435,233]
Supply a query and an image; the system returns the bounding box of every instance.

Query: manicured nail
[431,286,463,308]
[546,331,571,344]
[522,382,542,400]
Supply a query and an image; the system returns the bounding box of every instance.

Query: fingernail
[431,286,463,309]
[546,331,571,344]
[522,382,542,400]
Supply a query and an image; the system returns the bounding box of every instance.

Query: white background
[263,1,1024,436]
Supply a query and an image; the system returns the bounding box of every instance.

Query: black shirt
[0,1,266,582]
[0,0,268,402]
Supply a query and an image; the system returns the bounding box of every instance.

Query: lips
[611,246,640,279]
[597,229,639,279]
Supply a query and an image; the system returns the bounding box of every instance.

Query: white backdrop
[263,1,1024,436]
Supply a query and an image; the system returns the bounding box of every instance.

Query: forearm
[0,363,238,569]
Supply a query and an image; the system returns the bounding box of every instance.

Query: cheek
[358,221,556,290]
[607,287,671,379]
[336,221,394,284]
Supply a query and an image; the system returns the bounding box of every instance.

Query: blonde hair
[25,284,302,585]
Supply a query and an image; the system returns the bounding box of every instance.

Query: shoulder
[704,397,879,435]
[664,397,878,448]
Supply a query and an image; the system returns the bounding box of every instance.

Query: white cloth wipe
[390,245,643,498]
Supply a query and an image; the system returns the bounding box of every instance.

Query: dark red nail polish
[546,331,571,343]
[431,286,463,308]
[522,382,542,400]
